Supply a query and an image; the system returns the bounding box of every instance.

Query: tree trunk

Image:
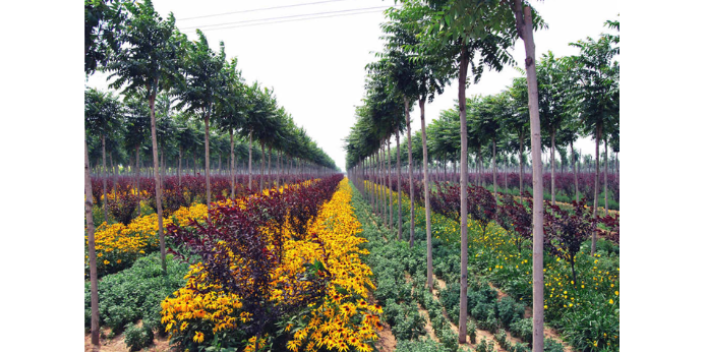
[494,138,499,199]
[230,129,235,199]
[519,133,524,204]
[591,124,601,256]
[419,98,434,291]
[135,143,141,217]
[551,129,556,205]
[387,138,393,231]
[382,143,388,226]
[571,141,578,202]
[518,133,526,204]
[260,143,265,193]
[604,134,609,213]
[404,97,415,247]
[512,3,544,350]
[276,150,281,188]
[204,112,212,211]
[178,146,182,186]
[85,139,100,350]
[267,145,272,190]
[248,131,253,190]
[493,138,497,198]
[101,134,108,224]
[396,130,403,241]
[458,46,470,343]
[148,93,166,274]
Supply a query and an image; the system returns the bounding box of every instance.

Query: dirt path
[376,321,398,352]
[84,324,170,352]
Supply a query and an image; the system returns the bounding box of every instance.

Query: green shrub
[495,329,509,350]
[438,327,460,352]
[471,301,496,321]
[124,323,154,352]
[475,338,496,352]
[497,297,524,328]
[511,342,531,352]
[395,339,452,352]
[84,253,191,333]
[477,314,500,333]
[545,338,565,352]
[468,320,477,344]
[509,318,533,344]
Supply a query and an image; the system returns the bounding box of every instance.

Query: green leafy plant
[124,323,154,351]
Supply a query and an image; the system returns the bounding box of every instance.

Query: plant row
[359,181,619,351]
[158,176,387,352]
[85,177,318,276]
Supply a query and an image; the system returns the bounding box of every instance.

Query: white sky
[87,0,620,170]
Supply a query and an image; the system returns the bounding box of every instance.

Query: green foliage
[509,318,533,345]
[84,252,190,332]
[386,300,426,341]
[124,322,154,351]
[545,338,566,352]
[395,339,452,352]
[497,297,525,328]
[475,338,497,352]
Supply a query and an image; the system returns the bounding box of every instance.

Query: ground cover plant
[354,179,619,351]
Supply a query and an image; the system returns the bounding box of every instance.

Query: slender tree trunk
[418,98,434,291]
[396,130,403,241]
[494,138,499,199]
[381,142,387,226]
[230,130,235,199]
[204,112,212,212]
[260,143,265,193]
[85,139,100,351]
[248,131,253,190]
[267,145,272,190]
[178,146,182,186]
[135,143,141,217]
[519,134,524,203]
[493,138,497,198]
[591,125,601,256]
[276,150,281,188]
[404,97,415,247]
[512,3,545,350]
[551,130,556,205]
[101,134,108,223]
[604,134,609,213]
[518,133,526,204]
[458,46,470,343]
[148,93,166,274]
[571,141,578,202]
[387,138,393,231]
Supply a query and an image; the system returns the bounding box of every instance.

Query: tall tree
[565,22,619,255]
[105,0,183,274]
[384,5,450,290]
[214,58,248,198]
[417,0,517,341]
[508,2,548,349]
[85,88,122,224]
[123,95,150,215]
[536,52,570,205]
[176,29,227,212]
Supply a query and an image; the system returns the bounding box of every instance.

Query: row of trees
[84,1,336,349]
[345,1,618,350]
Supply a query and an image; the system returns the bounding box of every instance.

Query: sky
[87,0,620,171]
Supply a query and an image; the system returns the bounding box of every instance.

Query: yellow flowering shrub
[160,178,382,352]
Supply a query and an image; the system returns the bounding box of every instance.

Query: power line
[179,5,393,30]
[177,0,355,21]
[180,7,390,32]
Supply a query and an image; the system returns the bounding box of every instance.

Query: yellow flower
[193,331,204,343]
[615,291,619,296]
[103,260,110,265]
[609,299,614,304]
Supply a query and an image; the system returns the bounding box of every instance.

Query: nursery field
[83,1,620,351]
[85,173,619,352]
